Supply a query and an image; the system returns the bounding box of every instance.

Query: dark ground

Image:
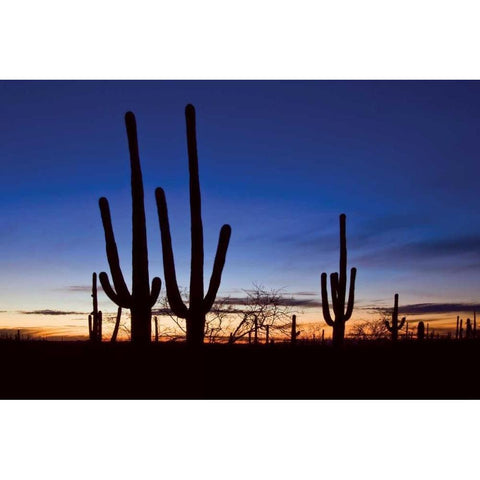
[0,339,478,399]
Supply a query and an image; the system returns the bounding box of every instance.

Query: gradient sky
[1,80,480,336]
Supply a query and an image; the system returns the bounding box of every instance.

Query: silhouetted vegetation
[385,293,406,341]
[155,105,231,346]
[98,112,161,343]
[88,272,102,342]
[321,214,357,348]
[417,321,425,341]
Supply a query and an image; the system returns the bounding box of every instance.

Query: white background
[1,1,479,478]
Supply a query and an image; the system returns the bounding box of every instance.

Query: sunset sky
[1,80,480,337]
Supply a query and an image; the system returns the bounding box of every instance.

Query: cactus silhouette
[417,321,425,341]
[385,293,406,341]
[88,273,102,342]
[155,105,232,346]
[154,316,159,342]
[466,318,472,339]
[321,214,357,348]
[110,307,122,342]
[98,112,161,343]
[291,314,301,345]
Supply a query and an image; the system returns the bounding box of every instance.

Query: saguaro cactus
[155,105,232,346]
[110,307,122,342]
[88,272,102,342]
[417,321,425,341]
[321,214,357,348]
[291,314,301,345]
[466,318,473,339]
[385,293,406,342]
[99,112,161,343]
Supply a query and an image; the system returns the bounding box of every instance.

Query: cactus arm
[155,187,189,318]
[344,267,356,321]
[125,112,150,302]
[99,197,131,300]
[398,317,406,330]
[111,307,122,342]
[339,213,347,296]
[203,224,232,313]
[150,277,162,308]
[99,272,132,308]
[385,320,392,332]
[185,104,205,311]
[321,273,335,326]
[330,273,340,318]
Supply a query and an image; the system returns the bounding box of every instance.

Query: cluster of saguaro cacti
[321,214,357,348]
[291,314,301,345]
[385,293,406,341]
[98,112,162,344]
[155,105,232,346]
[88,272,102,342]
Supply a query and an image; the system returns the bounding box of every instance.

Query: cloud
[59,285,104,293]
[354,234,480,270]
[366,303,480,315]
[19,310,87,316]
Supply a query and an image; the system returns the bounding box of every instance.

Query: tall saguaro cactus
[321,214,357,348]
[99,112,161,343]
[155,105,232,346]
[385,293,406,342]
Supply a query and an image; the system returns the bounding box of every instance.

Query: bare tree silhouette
[155,289,236,343]
[349,318,389,341]
[98,112,161,343]
[229,285,295,343]
[321,214,357,348]
[155,105,231,346]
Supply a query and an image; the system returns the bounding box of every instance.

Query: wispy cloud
[354,234,480,270]
[366,303,480,315]
[59,285,104,293]
[19,310,87,316]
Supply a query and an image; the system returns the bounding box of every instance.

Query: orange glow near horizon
[0,307,472,341]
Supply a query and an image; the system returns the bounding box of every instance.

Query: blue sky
[1,80,480,318]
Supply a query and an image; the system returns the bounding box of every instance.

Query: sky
[1,80,480,337]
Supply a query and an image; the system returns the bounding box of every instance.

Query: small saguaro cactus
[385,293,406,342]
[417,321,425,341]
[459,318,464,339]
[155,105,232,346]
[291,314,301,345]
[99,112,161,343]
[88,272,102,342]
[321,214,357,348]
[473,312,477,338]
[465,318,473,339]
